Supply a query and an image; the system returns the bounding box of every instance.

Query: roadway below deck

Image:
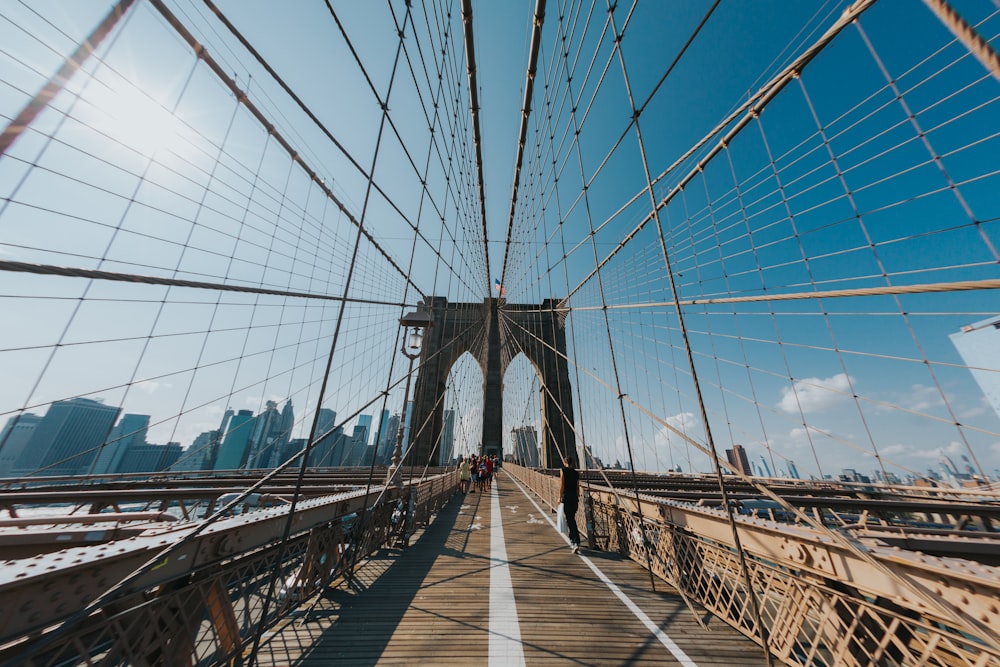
[254,471,764,666]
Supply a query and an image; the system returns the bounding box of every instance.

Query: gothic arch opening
[441,352,484,464]
[408,297,574,467]
[503,353,542,467]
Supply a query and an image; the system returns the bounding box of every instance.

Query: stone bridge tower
[409,297,575,468]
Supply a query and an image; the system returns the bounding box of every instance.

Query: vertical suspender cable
[500,0,546,291]
[460,0,492,293]
[604,0,771,661]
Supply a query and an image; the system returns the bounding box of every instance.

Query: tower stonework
[409,297,574,468]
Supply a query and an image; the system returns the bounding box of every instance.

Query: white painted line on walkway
[506,473,699,667]
[489,481,526,667]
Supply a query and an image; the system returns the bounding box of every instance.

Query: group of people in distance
[458,453,499,493]
[457,452,581,553]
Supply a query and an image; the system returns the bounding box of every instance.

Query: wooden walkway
[254,471,764,666]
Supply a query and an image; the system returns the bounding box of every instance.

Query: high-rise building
[309,408,337,467]
[759,456,772,478]
[270,399,295,466]
[512,425,539,467]
[373,408,391,457]
[342,415,373,466]
[246,400,293,469]
[725,444,752,476]
[13,398,121,476]
[0,413,41,476]
[118,442,182,474]
[439,409,455,465]
[92,413,150,474]
[275,437,307,467]
[403,401,413,449]
[378,413,402,465]
[214,410,255,470]
[171,430,217,472]
[950,317,1000,421]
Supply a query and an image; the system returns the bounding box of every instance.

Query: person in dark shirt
[559,456,581,552]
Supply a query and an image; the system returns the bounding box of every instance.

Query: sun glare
[84,79,188,160]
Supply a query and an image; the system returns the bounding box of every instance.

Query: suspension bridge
[0,0,998,664]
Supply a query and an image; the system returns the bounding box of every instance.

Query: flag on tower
[493,278,506,297]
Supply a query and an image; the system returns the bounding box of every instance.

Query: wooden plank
[255,474,765,665]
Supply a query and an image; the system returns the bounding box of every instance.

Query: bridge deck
[255,471,763,666]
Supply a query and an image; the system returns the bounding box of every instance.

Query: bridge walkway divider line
[253,472,762,665]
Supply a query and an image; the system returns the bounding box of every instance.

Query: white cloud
[654,412,700,447]
[778,373,853,414]
[136,380,172,394]
[788,424,837,442]
[874,443,907,457]
[911,440,965,460]
[901,384,946,413]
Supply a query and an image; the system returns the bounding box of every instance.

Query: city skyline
[0,1,996,482]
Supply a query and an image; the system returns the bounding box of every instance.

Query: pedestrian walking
[459,456,471,493]
[560,456,581,552]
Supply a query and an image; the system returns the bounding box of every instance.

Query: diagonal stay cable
[564,0,879,304]
[501,301,1000,647]
[500,0,546,292]
[146,0,423,301]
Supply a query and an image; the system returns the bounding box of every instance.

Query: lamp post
[387,308,433,487]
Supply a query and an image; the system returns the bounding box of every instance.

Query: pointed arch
[409,297,574,467]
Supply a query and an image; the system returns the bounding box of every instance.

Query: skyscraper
[343,415,372,466]
[118,442,182,473]
[246,400,291,469]
[512,425,539,467]
[171,430,216,471]
[0,413,41,476]
[374,409,391,456]
[13,398,121,476]
[309,408,337,467]
[379,413,402,465]
[759,455,773,478]
[725,444,752,476]
[402,401,413,449]
[950,317,1000,421]
[214,410,255,470]
[92,413,150,474]
[439,409,455,465]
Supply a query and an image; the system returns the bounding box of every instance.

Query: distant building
[378,413,402,466]
[950,316,1000,421]
[403,401,413,449]
[512,425,539,467]
[260,399,295,468]
[439,409,455,465]
[171,430,218,472]
[246,401,277,469]
[838,468,871,484]
[759,455,772,477]
[341,415,373,466]
[724,444,751,476]
[0,413,41,476]
[214,410,255,470]
[13,398,121,476]
[373,408,391,457]
[118,442,182,474]
[788,461,801,480]
[309,409,337,466]
[93,413,150,474]
[275,437,307,467]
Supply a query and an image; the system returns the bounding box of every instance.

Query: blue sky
[0,0,998,479]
